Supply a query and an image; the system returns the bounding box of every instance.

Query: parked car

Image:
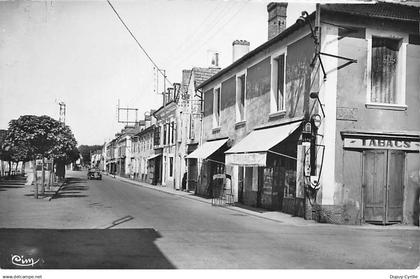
[87,168,102,180]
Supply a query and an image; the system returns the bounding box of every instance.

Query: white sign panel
[344,138,420,151]
[225,152,267,167]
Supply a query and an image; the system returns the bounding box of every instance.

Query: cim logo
[11,254,40,267]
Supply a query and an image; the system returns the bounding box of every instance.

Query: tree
[78,145,103,166]
[4,115,78,198]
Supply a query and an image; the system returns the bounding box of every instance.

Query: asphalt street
[0,171,419,269]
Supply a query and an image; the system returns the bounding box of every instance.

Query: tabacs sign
[344,138,420,151]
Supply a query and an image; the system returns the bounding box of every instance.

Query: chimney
[267,2,288,41]
[207,50,220,68]
[232,40,250,62]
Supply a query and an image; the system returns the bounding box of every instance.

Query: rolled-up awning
[186,138,229,159]
[147,154,162,161]
[225,121,302,167]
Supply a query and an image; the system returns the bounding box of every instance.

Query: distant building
[130,111,156,183]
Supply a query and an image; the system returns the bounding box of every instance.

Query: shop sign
[225,152,267,167]
[344,138,420,151]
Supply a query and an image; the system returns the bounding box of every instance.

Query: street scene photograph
[0,0,420,277]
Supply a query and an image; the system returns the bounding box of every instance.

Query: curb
[48,180,66,201]
[111,174,213,204]
[109,174,420,230]
[110,174,309,225]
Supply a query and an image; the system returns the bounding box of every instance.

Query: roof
[197,12,314,89]
[133,124,155,137]
[197,2,419,90]
[153,100,176,117]
[322,2,419,22]
[192,67,221,90]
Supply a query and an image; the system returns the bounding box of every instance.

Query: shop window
[236,73,246,122]
[270,52,286,113]
[252,167,258,191]
[284,169,296,197]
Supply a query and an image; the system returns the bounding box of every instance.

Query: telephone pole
[59,102,66,124]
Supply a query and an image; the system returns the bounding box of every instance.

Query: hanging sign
[344,137,420,151]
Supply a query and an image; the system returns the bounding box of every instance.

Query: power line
[106,0,173,89]
[167,1,239,69]
[170,1,249,69]
[162,2,230,64]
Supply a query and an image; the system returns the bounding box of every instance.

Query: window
[270,52,286,113]
[154,126,161,146]
[213,86,221,127]
[236,73,246,122]
[169,157,174,177]
[188,114,194,140]
[171,121,175,144]
[367,31,407,109]
[163,124,167,145]
[371,37,400,104]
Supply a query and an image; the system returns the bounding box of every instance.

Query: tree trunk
[33,160,38,199]
[40,157,45,195]
[47,159,53,190]
[8,161,11,176]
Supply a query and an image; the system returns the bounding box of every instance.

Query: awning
[147,154,162,161]
[186,138,229,159]
[225,121,302,167]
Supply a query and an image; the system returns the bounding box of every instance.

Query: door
[386,151,404,222]
[363,150,404,224]
[256,167,264,208]
[238,167,244,203]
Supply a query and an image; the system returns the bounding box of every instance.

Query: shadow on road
[0,228,175,269]
[54,177,89,199]
[0,175,26,191]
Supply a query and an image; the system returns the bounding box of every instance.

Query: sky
[0,0,319,145]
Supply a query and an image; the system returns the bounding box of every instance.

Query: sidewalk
[108,174,420,230]
[0,174,64,201]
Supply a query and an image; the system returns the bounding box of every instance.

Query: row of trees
[78,144,103,166]
[0,115,79,198]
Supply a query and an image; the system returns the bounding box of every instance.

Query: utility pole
[59,102,66,124]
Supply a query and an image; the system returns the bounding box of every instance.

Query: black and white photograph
[0,0,419,277]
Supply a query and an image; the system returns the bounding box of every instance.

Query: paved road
[0,171,419,269]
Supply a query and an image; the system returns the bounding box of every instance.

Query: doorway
[363,150,404,224]
[238,167,244,203]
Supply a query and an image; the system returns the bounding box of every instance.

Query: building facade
[311,3,420,225]
[153,91,178,188]
[179,67,221,191]
[195,2,420,225]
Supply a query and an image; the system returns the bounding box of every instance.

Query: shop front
[147,153,162,185]
[225,121,304,214]
[185,138,230,197]
[341,130,420,225]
